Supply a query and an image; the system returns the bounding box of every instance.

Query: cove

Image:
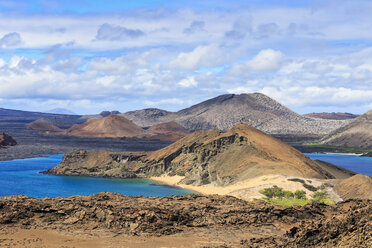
[0,154,193,198]
[305,153,372,176]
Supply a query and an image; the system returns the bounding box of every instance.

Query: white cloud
[0,32,22,48]
[169,44,232,71]
[178,76,197,87]
[96,23,145,41]
[1,2,372,114]
[246,49,283,71]
[230,49,283,75]
[53,57,83,72]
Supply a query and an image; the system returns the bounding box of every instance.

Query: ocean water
[305,153,372,176]
[0,154,193,198]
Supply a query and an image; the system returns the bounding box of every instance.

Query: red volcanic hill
[26,119,62,131]
[61,115,147,138]
[0,132,17,148]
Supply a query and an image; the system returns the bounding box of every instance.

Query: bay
[0,154,193,198]
[305,153,372,176]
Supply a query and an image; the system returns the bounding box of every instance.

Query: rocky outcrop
[99,110,120,117]
[322,110,372,148]
[122,93,349,138]
[45,124,350,186]
[44,149,145,178]
[303,112,359,120]
[0,193,370,247]
[0,132,17,148]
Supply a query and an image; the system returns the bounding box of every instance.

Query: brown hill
[26,119,62,131]
[303,112,359,120]
[0,132,17,148]
[145,121,189,141]
[334,174,372,200]
[123,93,349,138]
[322,110,372,148]
[47,124,344,186]
[61,115,146,138]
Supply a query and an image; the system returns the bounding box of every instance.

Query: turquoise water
[305,153,372,176]
[0,154,193,198]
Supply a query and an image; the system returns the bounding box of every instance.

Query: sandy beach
[323,152,363,156]
[150,174,340,201]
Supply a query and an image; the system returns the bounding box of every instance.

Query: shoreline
[322,152,362,156]
[149,174,339,201]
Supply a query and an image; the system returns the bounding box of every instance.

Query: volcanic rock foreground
[46,124,347,186]
[0,193,370,247]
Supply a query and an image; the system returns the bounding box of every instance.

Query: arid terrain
[322,110,372,148]
[0,193,370,248]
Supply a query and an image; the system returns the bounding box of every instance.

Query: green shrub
[201,177,210,185]
[273,186,284,198]
[259,185,283,198]
[259,188,274,198]
[294,190,307,199]
[303,183,317,192]
[283,190,294,199]
[177,171,186,176]
[287,178,305,183]
[312,190,328,200]
[319,182,333,190]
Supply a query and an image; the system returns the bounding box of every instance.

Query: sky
[0,0,372,114]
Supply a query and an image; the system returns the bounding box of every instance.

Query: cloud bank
[0,1,371,114]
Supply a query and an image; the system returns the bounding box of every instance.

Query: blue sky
[0,0,372,114]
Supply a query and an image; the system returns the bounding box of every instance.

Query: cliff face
[46,124,340,186]
[0,133,17,148]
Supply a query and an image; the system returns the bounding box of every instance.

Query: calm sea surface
[0,154,193,198]
[305,153,372,176]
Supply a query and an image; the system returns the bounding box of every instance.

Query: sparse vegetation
[319,182,334,190]
[302,183,318,192]
[177,171,186,177]
[259,186,334,206]
[201,177,210,185]
[294,190,307,200]
[288,178,305,183]
[287,178,318,191]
